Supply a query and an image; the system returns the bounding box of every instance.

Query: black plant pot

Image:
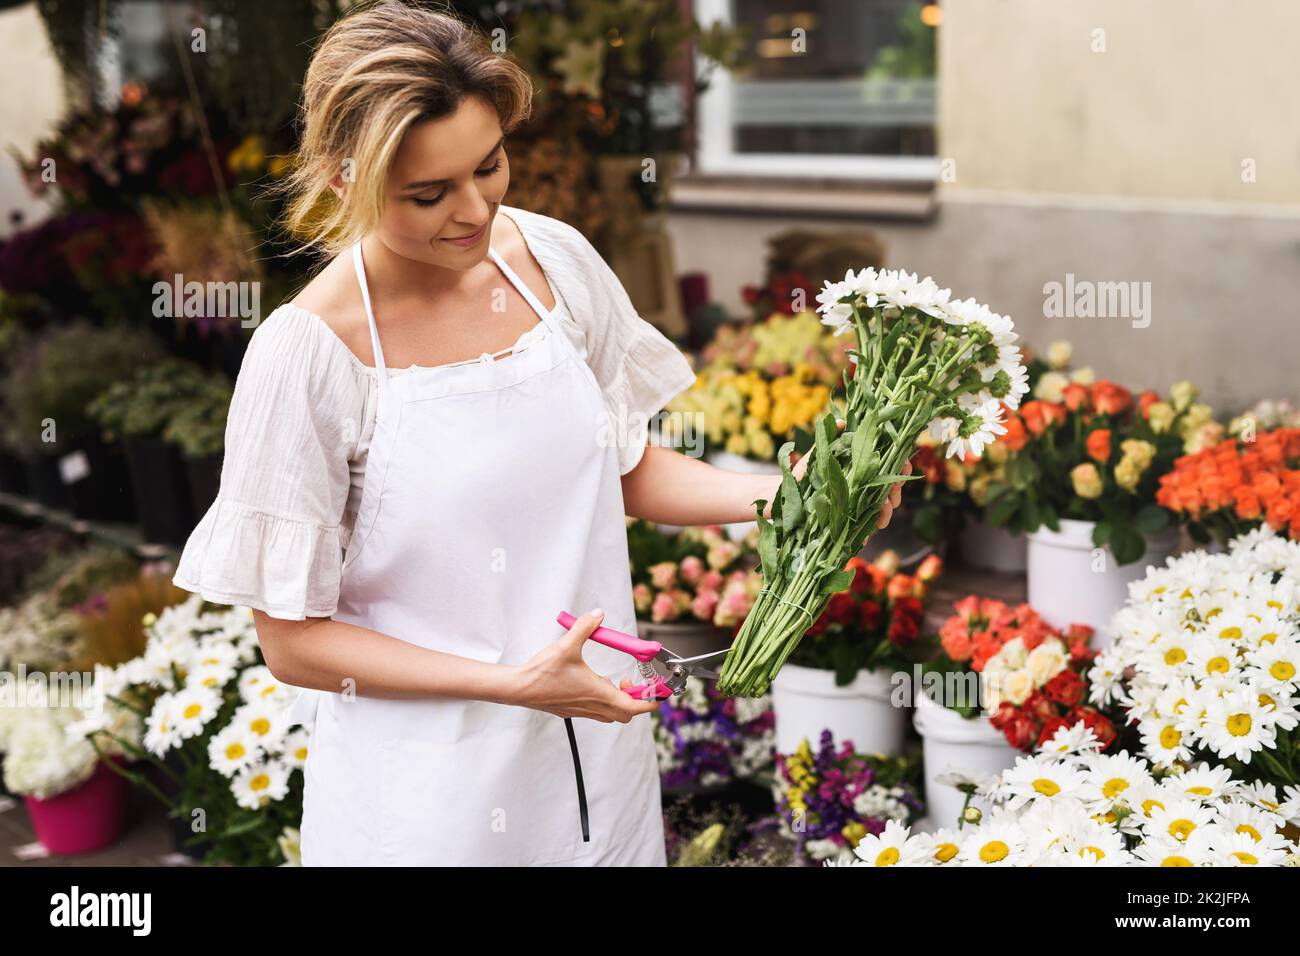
[154,751,214,861]
[184,453,222,520]
[0,450,28,495]
[63,435,138,523]
[123,437,195,547]
[22,452,69,509]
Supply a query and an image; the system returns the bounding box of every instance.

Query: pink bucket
[23,755,130,855]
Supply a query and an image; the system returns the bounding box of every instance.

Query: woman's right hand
[512,609,664,722]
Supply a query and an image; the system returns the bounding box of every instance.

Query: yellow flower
[1071,462,1103,498]
[841,822,868,847]
[1147,401,1175,434]
[1170,380,1198,412]
[1047,340,1073,369]
[945,464,968,493]
[1114,456,1143,492]
[227,135,266,175]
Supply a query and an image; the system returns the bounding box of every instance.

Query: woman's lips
[441,220,488,247]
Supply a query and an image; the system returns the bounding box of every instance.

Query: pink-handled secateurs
[555,611,729,701]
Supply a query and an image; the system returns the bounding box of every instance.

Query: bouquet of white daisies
[832,723,1300,866]
[73,595,309,866]
[716,269,1027,696]
[1089,525,1300,788]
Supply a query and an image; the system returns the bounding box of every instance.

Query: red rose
[1036,715,1072,749]
[1045,669,1084,707]
[888,611,920,646]
[1069,706,1117,749]
[858,599,883,632]
[826,592,858,627]
[991,703,1039,751]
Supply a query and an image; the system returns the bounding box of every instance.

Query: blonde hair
[277,0,534,256]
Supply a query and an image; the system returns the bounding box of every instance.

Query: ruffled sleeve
[172,306,361,620]
[571,228,697,475]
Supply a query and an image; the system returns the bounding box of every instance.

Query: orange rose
[1000,410,1029,452]
[1137,390,1161,419]
[1091,380,1133,416]
[1062,383,1091,413]
[1086,428,1112,463]
[1021,400,1065,437]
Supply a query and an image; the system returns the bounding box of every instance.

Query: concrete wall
[938,0,1300,205]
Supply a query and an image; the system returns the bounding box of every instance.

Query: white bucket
[960,517,1028,573]
[771,664,909,758]
[706,450,781,541]
[913,691,1016,831]
[1027,518,1180,648]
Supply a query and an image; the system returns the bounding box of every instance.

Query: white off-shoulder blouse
[173,204,697,620]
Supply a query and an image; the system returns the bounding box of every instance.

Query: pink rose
[679,555,705,586]
[649,562,677,590]
[651,592,679,623]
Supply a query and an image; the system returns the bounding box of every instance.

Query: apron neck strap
[352,238,389,380]
[487,246,562,336]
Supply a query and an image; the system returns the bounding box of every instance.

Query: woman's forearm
[255,613,524,705]
[621,445,781,526]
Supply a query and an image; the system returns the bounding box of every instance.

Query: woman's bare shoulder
[286,253,375,367]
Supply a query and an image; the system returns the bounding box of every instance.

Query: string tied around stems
[755,586,819,631]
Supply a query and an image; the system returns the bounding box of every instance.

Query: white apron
[291,236,666,866]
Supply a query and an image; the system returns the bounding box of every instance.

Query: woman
[173,1,906,866]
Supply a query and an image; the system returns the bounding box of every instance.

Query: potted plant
[771,551,941,759]
[652,677,775,797]
[164,374,233,521]
[979,379,1219,641]
[772,729,924,866]
[1155,426,1300,547]
[88,359,219,546]
[626,518,760,661]
[915,597,1103,829]
[78,596,309,866]
[1090,525,1300,794]
[0,694,135,856]
[0,322,161,516]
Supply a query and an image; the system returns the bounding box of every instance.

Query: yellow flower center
[1168,819,1196,841]
[1236,824,1261,842]
[1080,846,1105,861]
[183,703,203,719]
[1218,625,1240,640]
[979,840,1009,863]
[1270,661,1296,681]
[1161,855,1194,867]
[1260,632,1278,644]
[933,842,958,863]
[1231,851,1259,865]
[1033,778,1061,796]
[1205,656,1231,674]
[1186,786,1212,796]
[225,742,246,760]
[1102,778,1129,798]
[1159,726,1181,748]
[250,717,271,736]
[250,773,270,792]
[875,847,900,866]
[1143,798,1165,816]
[1164,648,1187,666]
[1226,713,1252,737]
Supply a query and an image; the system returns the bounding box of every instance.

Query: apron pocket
[377,710,591,865]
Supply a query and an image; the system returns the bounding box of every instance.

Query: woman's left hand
[789,418,912,541]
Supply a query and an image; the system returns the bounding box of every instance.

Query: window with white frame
[693,0,940,182]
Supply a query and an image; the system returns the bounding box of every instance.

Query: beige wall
[939,0,1300,205]
[0,2,65,237]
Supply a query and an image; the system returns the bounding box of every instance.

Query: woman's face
[374,95,510,269]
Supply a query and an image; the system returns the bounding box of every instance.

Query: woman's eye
[409,159,503,207]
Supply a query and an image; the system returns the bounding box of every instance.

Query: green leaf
[823,568,855,594]
[1092,519,1113,547]
[860,472,921,489]
[1040,502,1061,533]
[1134,505,1170,534]
[812,491,833,526]
[780,471,804,534]
[756,512,779,575]
[985,495,1018,527]
[1110,524,1146,566]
